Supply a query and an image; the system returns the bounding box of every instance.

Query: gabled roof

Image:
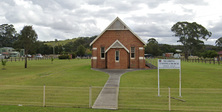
[105,40,129,53]
[90,17,146,46]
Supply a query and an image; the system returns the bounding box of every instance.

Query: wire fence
[181,58,221,65]
[2,56,57,62]
[0,85,221,111]
[0,85,90,108]
[118,87,222,111]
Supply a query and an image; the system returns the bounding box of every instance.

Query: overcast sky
[1,0,222,45]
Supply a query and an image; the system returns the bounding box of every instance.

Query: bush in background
[72,53,76,59]
[58,55,70,59]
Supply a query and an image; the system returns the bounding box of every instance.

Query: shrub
[1,59,7,70]
[58,55,69,59]
[72,53,76,59]
[51,57,54,64]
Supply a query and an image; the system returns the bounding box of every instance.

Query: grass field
[0,59,222,111]
[119,60,222,111]
[0,59,108,86]
[0,59,109,109]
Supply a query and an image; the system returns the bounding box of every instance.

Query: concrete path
[91,69,138,109]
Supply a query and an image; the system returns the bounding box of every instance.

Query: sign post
[158,59,181,97]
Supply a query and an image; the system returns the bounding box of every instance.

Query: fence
[118,87,222,111]
[0,85,90,108]
[0,85,221,111]
[146,58,221,67]
[3,57,57,62]
[181,58,221,65]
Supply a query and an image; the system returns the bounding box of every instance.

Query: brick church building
[90,17,146,69]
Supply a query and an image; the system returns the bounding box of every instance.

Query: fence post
[116,87,118,109]
[43,84,45,107]
[89,86,92,108]
[169,86,171,111]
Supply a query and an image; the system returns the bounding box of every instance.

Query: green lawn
[0,105,168,112]
[0,59,222,111]
[0,59,109,109]
[119,61,222,111]
[121,61,222,88]
[0,59,108,86]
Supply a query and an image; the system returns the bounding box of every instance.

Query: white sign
[157,59,182,97]
[158,59,181,69]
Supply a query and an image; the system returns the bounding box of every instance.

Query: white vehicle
[174,53,181,58]
[0,54,4,59]
[35,54,43,58]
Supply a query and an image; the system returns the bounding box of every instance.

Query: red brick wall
[107,48,129,69]
[92,30,145,69]
[91,48,97,68]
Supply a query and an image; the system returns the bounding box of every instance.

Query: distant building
[165,53,174,57]
[90,17,146,69]
[217,51,222,61]
[0,47,21,57]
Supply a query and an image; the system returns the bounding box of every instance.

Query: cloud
[173,0,208,5]
[209,20,222,40]
[0,0,221,45]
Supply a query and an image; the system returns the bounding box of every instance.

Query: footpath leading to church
[91,69,137,109]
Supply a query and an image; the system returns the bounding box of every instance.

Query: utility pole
[53,39,55,58]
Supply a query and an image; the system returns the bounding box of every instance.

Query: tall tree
[171,22,212,59]
[159,44,176,54]
[147,38,158,44]
[72,38,85,52]
[215,37,222,47]
[76,45,85,56]
[145,38,161,56]
[0,24,18,47]
[18,26,38,68]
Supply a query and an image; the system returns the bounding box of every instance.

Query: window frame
[115,50,120,62]
[101,47,105,59]
[131,47,135,59]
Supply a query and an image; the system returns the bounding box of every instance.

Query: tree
[71,52,76,59]
[76,45,85,56]
[85,48,92,56]
[147,38,158,44]
[72,38,85,52]
[18,26,38,68]
[145,38,161,56]
[171,22,212,60]
[202,50,218,59]
[1,59,7,70]
[0,24,18,47]
[159,44,176,54]
[215,37,222,47]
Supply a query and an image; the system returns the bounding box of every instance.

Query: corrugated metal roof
[218,51,222,55]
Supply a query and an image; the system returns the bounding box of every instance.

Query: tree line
[145,21,222,60]
[0,24,96,57]
[0,24,96,68]
[1,21,222,62]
